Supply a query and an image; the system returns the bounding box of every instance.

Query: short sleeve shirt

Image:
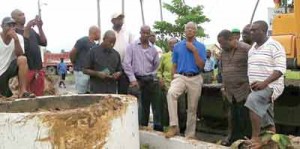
[172,39,206,73]
[73,36,96,71]
[16,28,46,70]
[84,45,122,93]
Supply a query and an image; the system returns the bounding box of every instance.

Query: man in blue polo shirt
[165,22,206,138]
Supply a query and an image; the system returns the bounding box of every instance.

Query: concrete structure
[140,130,228,149]
[0,94,139,149]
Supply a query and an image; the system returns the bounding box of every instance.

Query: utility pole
[250,0,260,24]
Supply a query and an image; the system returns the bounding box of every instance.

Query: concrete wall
[0,94,139,149]
[140,130,228,149]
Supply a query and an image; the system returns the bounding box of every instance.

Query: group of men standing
[0,9,47,98]
[0,9,287,148]
[218,21,286,148]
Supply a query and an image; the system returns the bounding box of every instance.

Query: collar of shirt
[137,39,154,47]
[182,39,197,45]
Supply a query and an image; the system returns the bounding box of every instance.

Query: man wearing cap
[231,28,241,41]
[111,12,134,94]
[70,26,100,94]
[11,9,47,96]
[0,17,34,98]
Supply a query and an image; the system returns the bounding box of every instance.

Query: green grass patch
[285,70,300,80]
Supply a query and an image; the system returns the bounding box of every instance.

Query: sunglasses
[4,23,16,27]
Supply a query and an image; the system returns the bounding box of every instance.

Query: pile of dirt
[39,96,126,149]
[0,75,58,101]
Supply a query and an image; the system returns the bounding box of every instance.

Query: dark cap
[2,17,16,26]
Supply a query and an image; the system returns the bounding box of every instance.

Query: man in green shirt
[157,37,187,133]
[157,38,177,89]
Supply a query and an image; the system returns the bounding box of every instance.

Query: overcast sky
[0,0,274,52]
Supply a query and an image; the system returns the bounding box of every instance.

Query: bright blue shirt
[172,39,206,73]
[57,62,68,75]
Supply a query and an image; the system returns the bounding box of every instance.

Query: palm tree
[182,0,186,4]
[97,0,101,29]
[140,0,145,25]
[122,0,125,14]
[159,0,163,21]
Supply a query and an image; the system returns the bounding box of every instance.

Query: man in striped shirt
[245,20,286,149]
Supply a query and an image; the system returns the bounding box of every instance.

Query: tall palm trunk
[122,0,125,14]
[159,0,163,21]
[140,0,145,25]
[97,0,101,42]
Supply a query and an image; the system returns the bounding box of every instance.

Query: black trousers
[128,76,162,130]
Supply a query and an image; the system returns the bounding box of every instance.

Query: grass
[285,70,300,80]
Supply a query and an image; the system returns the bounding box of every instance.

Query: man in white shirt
[149,32,163,58]
[0,17,33,98]
[111,12,134,94]
[245,20,286,149]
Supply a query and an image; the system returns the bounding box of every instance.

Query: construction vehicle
[272,0,299,69]
[43,52,73,75]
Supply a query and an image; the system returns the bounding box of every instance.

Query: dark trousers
[128,76,162,130]
[228,99,252,143]
[118,72,129,94]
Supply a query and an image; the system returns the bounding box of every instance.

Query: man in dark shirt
[11,9,47,96]
[218,29,252,146]
[70,26,100,94]
[83,30,122,94]
[242,24,253,45]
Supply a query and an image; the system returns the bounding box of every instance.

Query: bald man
[83,30,121,93]
[242,24,253,45]
[11,9,47,96]
[165,22,206,139]
[70,26,100,94]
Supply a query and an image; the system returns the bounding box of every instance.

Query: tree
[153,0,209,51]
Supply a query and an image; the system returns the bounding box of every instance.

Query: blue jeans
[74,71,90,94]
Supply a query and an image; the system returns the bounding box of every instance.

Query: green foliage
[153,0,209,41]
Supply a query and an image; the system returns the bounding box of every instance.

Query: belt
[179,72,199,77]
[203,70,213,73]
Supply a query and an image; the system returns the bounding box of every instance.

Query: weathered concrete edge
[140,130,229,149]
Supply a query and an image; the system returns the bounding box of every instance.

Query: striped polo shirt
[248,37,286,100]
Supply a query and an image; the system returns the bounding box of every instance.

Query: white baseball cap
[111,13,124,20]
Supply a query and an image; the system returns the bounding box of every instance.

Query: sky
[0,0,274,52]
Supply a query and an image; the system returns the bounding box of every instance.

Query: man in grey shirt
[70,26,100,94]
[122,25,161,130]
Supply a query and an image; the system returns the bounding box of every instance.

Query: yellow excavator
[272,0,300,69]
